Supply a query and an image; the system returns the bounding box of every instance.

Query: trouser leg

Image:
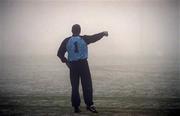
[80,61,93,106]
[70,68,80,107]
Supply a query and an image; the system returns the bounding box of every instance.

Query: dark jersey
[57,32,105,63]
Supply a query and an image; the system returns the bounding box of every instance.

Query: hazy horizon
[0,0,179,62]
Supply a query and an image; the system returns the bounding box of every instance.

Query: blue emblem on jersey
[66,36,88,61]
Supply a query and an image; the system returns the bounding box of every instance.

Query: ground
[0,95,179,116]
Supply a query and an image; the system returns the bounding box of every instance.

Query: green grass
[0,95,180,116]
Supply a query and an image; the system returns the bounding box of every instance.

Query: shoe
[74,107,81,113]
[86,105,98,113]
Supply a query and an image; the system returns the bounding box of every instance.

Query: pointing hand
[103,31,108,37]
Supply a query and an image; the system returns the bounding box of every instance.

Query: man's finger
[104,31,108,36]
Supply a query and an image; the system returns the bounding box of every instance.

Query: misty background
[0,0,180,100]
[0,0,179,61]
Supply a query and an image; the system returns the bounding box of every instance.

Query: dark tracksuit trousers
[69,59,93,107]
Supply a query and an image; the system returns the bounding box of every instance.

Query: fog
[0,0,180,109]
[0,0,179,63]
[179,0,180,62]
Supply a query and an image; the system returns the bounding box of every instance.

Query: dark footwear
[74,107,81,113]
[86,105,98,113]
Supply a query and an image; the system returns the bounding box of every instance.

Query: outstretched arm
[83,31,108,44]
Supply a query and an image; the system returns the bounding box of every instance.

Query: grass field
[1,56,180,115]
[0,95,180,116]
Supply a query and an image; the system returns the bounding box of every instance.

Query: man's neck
[72,34,80,36]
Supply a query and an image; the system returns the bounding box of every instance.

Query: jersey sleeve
[57,38,69,63]
[82,32,105,45]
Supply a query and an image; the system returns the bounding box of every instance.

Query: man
[57,24,108,113]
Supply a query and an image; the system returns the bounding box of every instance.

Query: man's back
[66,36,88,61]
